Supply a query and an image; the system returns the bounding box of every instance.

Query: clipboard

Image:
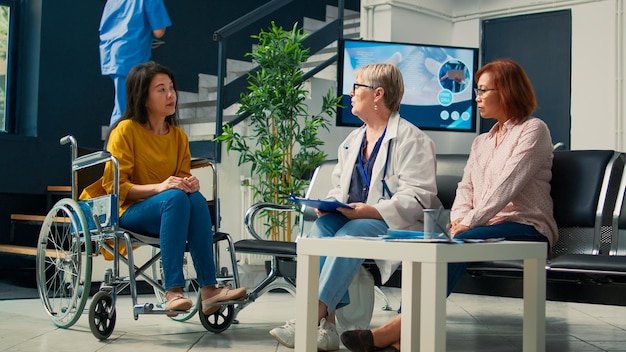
[285,194,354,213]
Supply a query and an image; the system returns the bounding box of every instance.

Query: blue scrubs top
[99,0,172,76]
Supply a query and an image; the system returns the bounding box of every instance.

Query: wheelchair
[36,135,248,340]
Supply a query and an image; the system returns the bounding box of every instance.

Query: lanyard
[381,140,393,199]
[357,128,386,188]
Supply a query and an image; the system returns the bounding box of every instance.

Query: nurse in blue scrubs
[99,0,171,127]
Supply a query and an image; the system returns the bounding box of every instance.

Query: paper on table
[462,238,505,243]
[342,235,384,240]
[384,229,459,243]
[387,238,461,243]
[384,229,425,239]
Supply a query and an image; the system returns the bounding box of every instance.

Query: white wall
[453,0,623,151]
[214,0,626,244]
[361,0,625,152]
[570,1,621,149]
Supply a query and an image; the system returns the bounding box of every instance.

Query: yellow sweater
[80,119,191,217]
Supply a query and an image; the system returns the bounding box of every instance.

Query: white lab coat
[327,112,441,282]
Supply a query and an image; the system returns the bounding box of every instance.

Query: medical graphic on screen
[337,39,479,132]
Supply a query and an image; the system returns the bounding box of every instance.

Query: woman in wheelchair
[269,63,441,351]
[81,61,246,315]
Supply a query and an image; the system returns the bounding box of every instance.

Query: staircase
[176,4,360,157]
[0,3,360,265]
[0,186,70,257]
[0,146,99,259]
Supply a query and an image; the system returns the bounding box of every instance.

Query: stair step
[11,214,70,224]
[178,100,217,109]
[47,185,71,193]
[179,114,240,125]
[10,214,46,222]
[188,134,216,142]
[325,4,360,21]
[343,32,361,39]
[303,17,327,33]
[0,244,59,257]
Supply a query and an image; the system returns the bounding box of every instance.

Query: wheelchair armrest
[73,151,115,171]
[244,202,299,240]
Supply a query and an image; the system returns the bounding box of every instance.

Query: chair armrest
[244,202,299,240]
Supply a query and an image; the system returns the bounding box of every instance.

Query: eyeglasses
[474,88,497,97]
[353,83,376,91]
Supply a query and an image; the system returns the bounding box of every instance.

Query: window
[0,1,13,133]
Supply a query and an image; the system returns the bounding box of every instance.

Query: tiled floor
[1,285,626,352]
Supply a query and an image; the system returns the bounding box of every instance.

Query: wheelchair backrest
[76,146,105,198]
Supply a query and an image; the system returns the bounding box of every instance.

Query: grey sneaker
[269,318,340,351]
[269,319,296,348]
[317,318,340,351]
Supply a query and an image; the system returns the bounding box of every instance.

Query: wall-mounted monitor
[337,39,479,132]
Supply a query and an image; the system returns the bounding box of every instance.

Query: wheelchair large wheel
[199,304,235,333]
[36,198,92,329]
[151,247,200,321]
[88,291,116,340]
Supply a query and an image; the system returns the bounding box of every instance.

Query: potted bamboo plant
[216,21,341,241]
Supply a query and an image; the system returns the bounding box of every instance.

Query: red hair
[475,59,537,121]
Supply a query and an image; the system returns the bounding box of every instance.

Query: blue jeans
[447,222,549,296]
[308,213,388,314]
[120,189,217,291]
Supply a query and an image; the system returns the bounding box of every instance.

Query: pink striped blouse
[450,116,558,246]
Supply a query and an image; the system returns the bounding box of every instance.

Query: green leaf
[225,21,341,239]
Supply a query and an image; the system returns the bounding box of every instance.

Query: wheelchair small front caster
[89,291,117,340]
[199,304,235,333]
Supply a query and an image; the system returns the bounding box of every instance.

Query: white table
[294,238,547,352]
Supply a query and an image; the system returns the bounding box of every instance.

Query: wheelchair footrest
[204,294,252,307]
[134,303,194,318]
[245,292,258,302]
[133,303,155,315]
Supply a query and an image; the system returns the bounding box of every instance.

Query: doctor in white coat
[269,63,440,352]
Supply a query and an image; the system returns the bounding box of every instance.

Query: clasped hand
[449,217,469,236]
[160,175,200,194]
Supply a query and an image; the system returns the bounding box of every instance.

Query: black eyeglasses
[353,83,376,91]
[474,88,497,97]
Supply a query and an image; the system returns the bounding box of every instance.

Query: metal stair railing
[210,0,346,162]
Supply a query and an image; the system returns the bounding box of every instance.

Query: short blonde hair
[354,63,404,112]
